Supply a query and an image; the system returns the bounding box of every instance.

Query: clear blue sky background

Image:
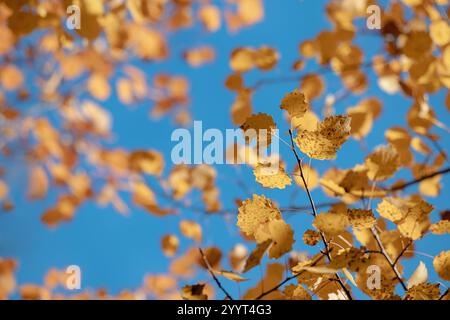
[0,0,449,299]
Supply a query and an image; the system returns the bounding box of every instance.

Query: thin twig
[439,288,449,300]
[369,228,408,291]
[389,167,450,192]
[288,129,353,300]
[280,201,340,213]
[198,248,234,300]
[393,240,413,267]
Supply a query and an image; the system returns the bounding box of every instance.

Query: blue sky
[0,0,449,299]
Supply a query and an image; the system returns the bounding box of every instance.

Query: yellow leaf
[253,163,291,189]
[180,220,202,243]
[407,261,428,289]
[295,115,351,160]
[279,89,309,119]
[213,270,249,282]
[237,194,281,237]
[433,251,450,281]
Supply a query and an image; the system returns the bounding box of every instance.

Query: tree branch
[369,228,408,291]
[393,240,413,267]
[439,288,449,300]
[280,201,340,213]
[389,167,450,192]
[198,248,234,300]
[288,129,353,300]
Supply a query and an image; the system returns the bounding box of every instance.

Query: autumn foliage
[0,0,450,300]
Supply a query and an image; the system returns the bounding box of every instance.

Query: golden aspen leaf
[0,64,23,91]
[167,6,193,31]
[129,150,164,176]
[144,274,177,298]
[41,195,79,227]
[237,194,281,237]
[403,31,432,59]
[168,165,192,200]
[292,59,305,71]
[96,183,129,215]
[202,186,222,213]
[183,46,215,67]
[127,26,168,60]
[231,89,253,125]
[243,263,284,300]
[339,168,370,193]
[254,219,295,259]
[237,0,264,26]
[240,112,276,147]
[299,40,316,58]
[404,283,440,300]
[27,166,48,200]
[116,78,133,105]
[302,229,320,246]
[243,240,271,273]
[284,284,312,300]
[225,73,244,91]
[197,247,222,270]
[81,101,112,135]
[346,98,382,140]
[419,174,441,197]
[254,46,278,71]
[253,163,291,189]
[198,5,221,32]
[170,248,198,278]
[0,26,14,55]
[378,75,401,94]
[365,144,400,181]
[229,244,248,272]
[20,285,51,300]
[68,172,92,200]
[407,261,428,289]
[132,182,172,216]
[0,258,16,300]
[411,137,432,155]
[290,110,319,131]
[161,234,179,257]
[377,197,409,222]
[180,220,202,243]
[181,284,207,300]
[328,247,367,272]
[385,127,412,166]
[294,265,338,274]
[407,102,435,135]
[347,106,374,140]
[293,164,319,190]
[300,74,324,100]
[433,251,450,281]
[279,89,309,119]
[59,55,85,80]
[396,198,433,240]
[313,212,349,235]
[82,0,103,16]
[190,164,216,190]
[430,220,450,235]
[213,270,248,282]
[87,73,111,101]
[430,20,450,46]
[230,48,255,72]
[295,115,351,160]
[347,209,376,229]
